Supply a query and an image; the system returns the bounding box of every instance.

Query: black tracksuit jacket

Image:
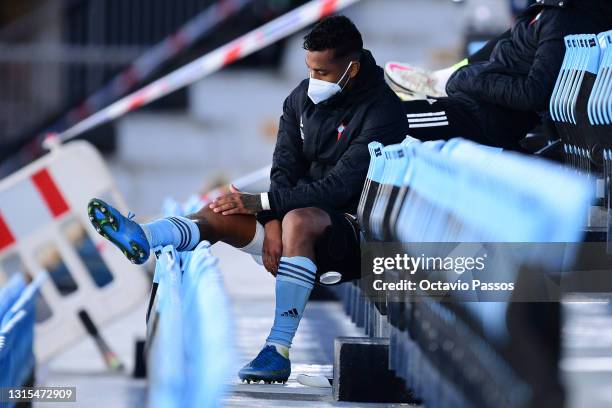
[447,0,612,148]
[257,50,408,224]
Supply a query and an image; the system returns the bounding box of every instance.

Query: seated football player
[88,15,408,384]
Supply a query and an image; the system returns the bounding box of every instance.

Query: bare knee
[189,205,225,242]
[282,208,330,246]
[189,205,256,247]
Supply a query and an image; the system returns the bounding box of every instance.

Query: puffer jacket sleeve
[468,29,511,64]
[451,10,565,111]
[256,87,309,225]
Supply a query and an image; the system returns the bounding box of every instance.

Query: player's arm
[208,183,283,274]
[268,95,310,192]
[257,93,309,223]
[266,142,369,213]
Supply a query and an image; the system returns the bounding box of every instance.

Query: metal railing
[0,0,225,143]
[0,0,318,177]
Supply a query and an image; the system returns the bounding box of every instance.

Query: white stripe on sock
[405,111,446,118]
[409,121,449,128]
[407,116,448,123]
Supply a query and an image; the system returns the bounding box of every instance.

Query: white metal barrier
[0,141,149,361]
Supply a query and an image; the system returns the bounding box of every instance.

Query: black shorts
[313,208,362,284]
[402,97,538,150]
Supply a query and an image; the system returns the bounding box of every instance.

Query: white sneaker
[296,374,332,388]
[384,61,446,99]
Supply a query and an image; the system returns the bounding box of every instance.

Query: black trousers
[403,97,541,150]
[402,97,488,144]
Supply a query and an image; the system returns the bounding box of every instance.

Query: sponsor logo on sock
[281,308,299,318]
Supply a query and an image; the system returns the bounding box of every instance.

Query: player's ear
[349,61,360,79]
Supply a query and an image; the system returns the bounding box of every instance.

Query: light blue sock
[266,256,317,348]
[142,216,200,251]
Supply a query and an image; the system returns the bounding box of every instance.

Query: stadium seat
[549,31,612,240]
[0,275,25,325]
[357,142,385,240]
[339,136,593,407]
[147,240,233,408]
[0,273,44,404]
[550,34,601,171]
[369,142,411,241]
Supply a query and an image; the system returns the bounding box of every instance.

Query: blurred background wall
[0,0,513,215]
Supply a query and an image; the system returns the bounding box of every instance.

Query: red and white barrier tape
[45,0,360,147]
[61,0,252,129]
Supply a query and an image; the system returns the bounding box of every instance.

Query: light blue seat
[148,238,233,408]
[0,275,26,325]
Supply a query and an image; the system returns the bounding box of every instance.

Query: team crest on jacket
[337,123,346,141]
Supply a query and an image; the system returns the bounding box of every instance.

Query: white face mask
[307,61,353,105]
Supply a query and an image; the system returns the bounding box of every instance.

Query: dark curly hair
[303,15,363,61]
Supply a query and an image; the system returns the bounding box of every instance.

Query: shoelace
[127,211,136,220]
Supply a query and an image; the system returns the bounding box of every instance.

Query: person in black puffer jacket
[395,0,612,150]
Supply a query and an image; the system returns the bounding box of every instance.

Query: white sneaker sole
[385,61,445,98]
[296,374,332,388]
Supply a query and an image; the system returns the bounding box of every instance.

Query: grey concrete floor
[34,243,410,407]
[562,299,612,408]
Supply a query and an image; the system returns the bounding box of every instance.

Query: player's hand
[209,184,263,215]
[263,220,282,276]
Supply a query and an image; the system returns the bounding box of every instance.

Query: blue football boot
[238,345,291,384]
[87,198,150,264]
